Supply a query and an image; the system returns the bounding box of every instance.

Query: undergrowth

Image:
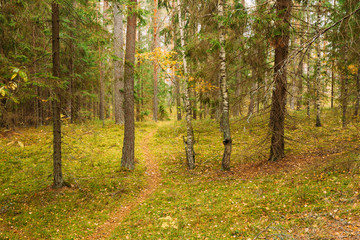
[0,120,155,239]
[111,109,360,239]
[1,109,360,239]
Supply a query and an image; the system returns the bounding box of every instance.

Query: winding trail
[88,127,161,240]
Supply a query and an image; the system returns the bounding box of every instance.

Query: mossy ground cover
[1,109,360,239]
[111,110,360,239]
[0,120,155,239]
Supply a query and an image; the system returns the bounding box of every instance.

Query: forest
[1,0,360,239]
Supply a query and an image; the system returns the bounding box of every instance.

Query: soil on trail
[87,128,161,240]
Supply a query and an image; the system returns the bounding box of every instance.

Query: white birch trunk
[177,0,195,169]
[218,0,232,170]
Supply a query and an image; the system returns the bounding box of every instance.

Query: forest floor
[1,109,360,239]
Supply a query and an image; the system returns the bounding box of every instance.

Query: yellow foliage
[137,47,217,93]
[193,77,218,93]
[347,64,358,75]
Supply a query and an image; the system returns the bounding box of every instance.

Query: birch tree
[218,0,232,170]
[315,1,322,127]
[177,0,195,169]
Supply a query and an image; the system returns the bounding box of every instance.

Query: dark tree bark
[121,0,137,170]
[306,52,311,117]
[247,82,256,117]
[341,74,348,127]
[69,1,75,123]
[354,65,360,116]
[268,0,291,162]
[52,1,64,188]
[136,20,141,122]
[192,88,197,120]
[331,62,335,109]
[114,1,125,124]
[314,2,321,127]
[234,69,242,117]
[98,1,105,124]
[296,41,303,111]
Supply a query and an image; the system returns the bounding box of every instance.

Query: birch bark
[177,0,195,169]
[218,0,232,170]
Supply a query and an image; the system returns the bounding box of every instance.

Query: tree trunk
[192,88,197,120]
[247,81,256,117]
[52,1,64,188]
[341,74,348,127]
[268,0,291,162]
[331,62,335,109]
[114,1,125,124]
[99,0,105,124]
[69,1,75,123]
[177,0,195,169]
[32,25,42,128]
[121,0,137,170]
[152,0,159,122]
[306,4,311,117]
[136,19,141,122]
[306,52,311,117]
[234,69,242,117]
[315,3,321,127]
[296,52,303,110]
[176,70,182,120]
[218,0,232,170]
[354,65,360,116]
[171,4,181,121]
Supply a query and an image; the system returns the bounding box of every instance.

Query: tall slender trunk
[331,0,337,110]
[32,25,41,128]
[69,1,74,123]
[306,4,311,117]
[192,87,197,120]
[218,0,232,170]
[331,63,335,109]
[171,2,181,121]
[315,2,321,127]
[306,52,311,117]
[341,73,348,127]
[354,65,360,116]
[52,2,64,188]
[296,14,303,111]
[296,51,303,110]
[268,0,291,162]
[234,69,242,117]
[248,81,256,117]
[121,0,137,170]
[177,0,195,169]
[114,1,125,124]
[99,0,105,124]
[234,0,246,117]
[175,67,182,120]
[153,0,159,121]
[136,16,141,122]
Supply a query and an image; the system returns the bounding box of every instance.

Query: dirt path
[87,128,161,240]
